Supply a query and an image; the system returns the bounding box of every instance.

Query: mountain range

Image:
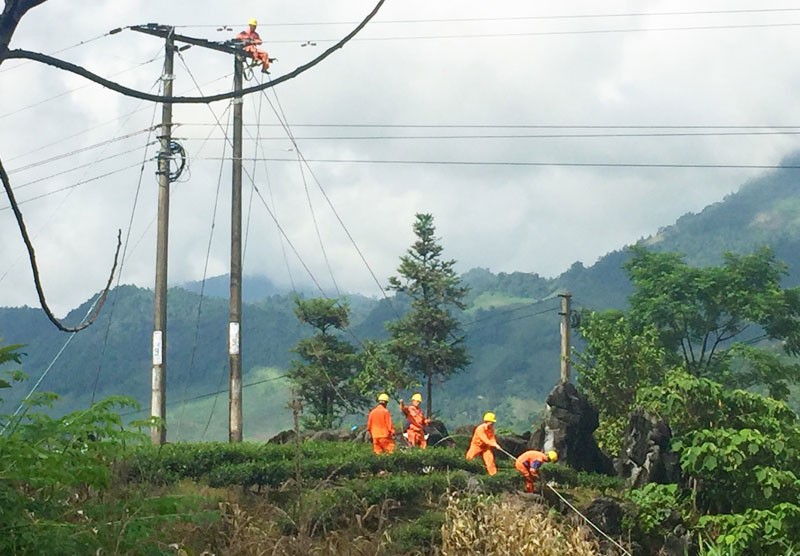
[3,158,800,440]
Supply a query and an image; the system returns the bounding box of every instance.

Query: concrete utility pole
[131,24,253,444]
[558,291,572,384]
[151,29,175,445]
[228,54,244,443]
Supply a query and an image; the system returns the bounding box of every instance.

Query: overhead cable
[190,157,800,171]
[4,0,387,104]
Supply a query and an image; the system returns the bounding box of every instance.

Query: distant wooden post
[559,292,572,383]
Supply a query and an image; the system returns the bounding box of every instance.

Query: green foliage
[288,297,367,429]
[575,310,672,452]
[386,213,471,415]
[625,483,686,535]
[387,510,444,555]
[625,246,800,396]
[0,342,25,399]
[697,505,800,555]
[0,367,165,555]
[636,370,800,551]
[354,338,419,399]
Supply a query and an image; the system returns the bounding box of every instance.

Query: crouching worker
[466,412,501,475]
[515,450,558,493]
[367,393,396,454]
[399,392,430,448]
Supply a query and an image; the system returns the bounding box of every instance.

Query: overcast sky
[2,0,800,316]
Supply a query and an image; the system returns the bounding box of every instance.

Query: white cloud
[3,0,800,315]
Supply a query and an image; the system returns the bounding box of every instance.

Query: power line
[465,305,561,333]
[190,157,800,171]
[0,161,154,210]
[119,373,290,418]
[0,51,163,121]
[5,0,388,105]
[10,144,157,192]
[175,130,800,140]
[7,129,155,175]
[173,8,800,28]
[177,123,800,130]
[277,21,800,43]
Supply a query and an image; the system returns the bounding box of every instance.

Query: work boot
[261,67,270,75]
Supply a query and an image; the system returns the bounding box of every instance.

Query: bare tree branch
[3,0,387,104]
[0,0,48,53]
[0,156,122,332]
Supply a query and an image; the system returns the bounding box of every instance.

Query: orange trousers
[406,428,427,449]
[466,445,497,475]
[372,437,395,455]
[245,45,270,70]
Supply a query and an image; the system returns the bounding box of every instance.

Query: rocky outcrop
[530,382,614,474]
[615,408,681,487]
[425,419,455,448]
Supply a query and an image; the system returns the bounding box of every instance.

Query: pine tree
[386,214,470,416]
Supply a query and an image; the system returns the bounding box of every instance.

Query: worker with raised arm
[515,449,558,493]
[466,412,501,475]
[236,18,271,74]
[367,393,396,455]
[399,392,431,449]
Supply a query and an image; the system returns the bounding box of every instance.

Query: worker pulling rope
[495,446,632,556]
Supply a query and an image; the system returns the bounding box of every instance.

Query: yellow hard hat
[411,393,423,402]
[547,450,558,462]
[483,412,496,423]
[377,393,390,403]
[248,18,258,26]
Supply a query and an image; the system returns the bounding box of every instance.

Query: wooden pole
[559,291,572,384]
[228,54,244,443]
[151,29,175,445]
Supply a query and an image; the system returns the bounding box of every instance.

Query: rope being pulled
[496,446,632,556]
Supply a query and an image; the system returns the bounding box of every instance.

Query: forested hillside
[2,162,800,438]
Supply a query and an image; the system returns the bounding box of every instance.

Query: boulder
[309,429,356,442]
[425,419,455,448]
[538,382,614,474]
[496,433,528,459]
[584,497,623,537]
[661,525,693,556]
[616,408,681,487]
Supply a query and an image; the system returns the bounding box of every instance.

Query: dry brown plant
[441,493,608,556]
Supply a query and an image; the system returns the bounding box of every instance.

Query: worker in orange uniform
[399,393,430,449]
[515,450,558,493]
[367,393,396,454]
[236,18,271,74]
[466,412,501,475]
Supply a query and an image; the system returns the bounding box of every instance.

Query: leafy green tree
[0,342,24,397]
[386,213,470,416]
[353,339,418,399]
[624,245,800,398]
[288,297,367,430]
[574,311,673,452]
[636,370,800,554]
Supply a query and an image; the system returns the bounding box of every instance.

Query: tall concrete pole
[151,30,175,445]
[229,54,244,442]
[558,292,572,383]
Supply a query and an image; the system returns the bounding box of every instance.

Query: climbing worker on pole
[465,412,502,475]
[235,18,272,74]
[399,392,431,449]
[367,393,396,455]
[514,449,558,493]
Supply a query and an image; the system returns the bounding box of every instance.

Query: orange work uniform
[236,29,270,72]
[400,401,430,448]
[466,422,499,475]
[366,403,396,454]
[515,450,549,493]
